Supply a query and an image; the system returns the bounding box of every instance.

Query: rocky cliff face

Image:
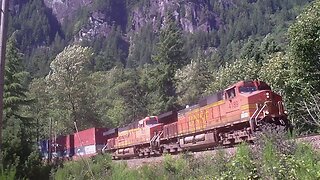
[44,0,92,23]
[44,0,227,41]
[129,0,220,33]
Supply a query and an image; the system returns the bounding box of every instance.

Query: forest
[0,0,319,179]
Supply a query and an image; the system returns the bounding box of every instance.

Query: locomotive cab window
[226,87,236,99]
[138,120,144,128]
[239,86,257,93]
[146,117,158,125]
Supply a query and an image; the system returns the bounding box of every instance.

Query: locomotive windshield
[239,86,257,93]
[146,117,158,125]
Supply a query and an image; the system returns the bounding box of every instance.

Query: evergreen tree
[94,26,129,71]
[3,38,30,119]
[175,51,211,105]
[91,67,147,126]
[2,37,44,179]
[147,14,187,113]
[127,23,156,68]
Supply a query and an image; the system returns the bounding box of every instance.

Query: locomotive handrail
[249,103,268,131]
[102,143,108,153]
[150,131,163,148]
[254,103,268,122]
[278,101,284,115]
[156,131,163,144]
[250,107,259,131]
[150,134,157,147]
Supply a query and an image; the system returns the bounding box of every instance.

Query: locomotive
[39,80,289,160]
[104,80,289,159]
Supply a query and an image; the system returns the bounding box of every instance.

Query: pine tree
[175,51,211,105]
[3,37,31,119]
[2,37,42,179]
[148,13,187,113]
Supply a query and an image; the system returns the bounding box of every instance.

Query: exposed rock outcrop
[43,0,227,41]
[44,0,93,23]
[129,0,220,33]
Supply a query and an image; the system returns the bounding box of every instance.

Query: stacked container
[64,135,74,158]
[73,128,107,158]
[53,135,66,158]
[38,139,49,159]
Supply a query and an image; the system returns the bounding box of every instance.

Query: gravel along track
[117,147,237,169]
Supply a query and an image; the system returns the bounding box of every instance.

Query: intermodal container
[74,128,108,148]
[65,134,74,157]
[74,144,105,157]
[39,139,49,159]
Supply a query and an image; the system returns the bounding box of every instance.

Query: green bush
[288,143,320,180]
[109,162,138,180]
[0,167,15,180]
[163,153,189,180]
[53,138,320,180]
[54,154,113,180]
[224,144,258,180]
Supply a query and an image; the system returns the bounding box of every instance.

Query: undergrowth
[53,129,320,180]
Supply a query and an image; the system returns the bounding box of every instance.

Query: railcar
[39,134,74,160]
[105,116,163,159]
[73,127,108,160]
[161,80,288,153]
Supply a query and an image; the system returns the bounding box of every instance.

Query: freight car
[38,134,74,160]
[73,127,108,160]
[41,128,108,161]
[104,80,289,159]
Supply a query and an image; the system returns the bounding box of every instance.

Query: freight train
[39,80,289,160]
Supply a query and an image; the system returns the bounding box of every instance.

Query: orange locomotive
[105,80,289,159]
[106,116,163,158]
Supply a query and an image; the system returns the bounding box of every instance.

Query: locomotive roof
[178,104,200,115]
[226,80,271,90]
[226,80,252,89]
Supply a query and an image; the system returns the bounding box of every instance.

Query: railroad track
[117,134,320,168]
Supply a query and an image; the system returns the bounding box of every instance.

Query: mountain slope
[9,0,313,75]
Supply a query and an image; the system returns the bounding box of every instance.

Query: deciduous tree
[46,45,99,133]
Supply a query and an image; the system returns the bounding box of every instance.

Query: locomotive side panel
[205,101,223,129]
[115,125,161,149]
[163,122,178,139]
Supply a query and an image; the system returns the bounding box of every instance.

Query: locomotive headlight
[266,92,270,99]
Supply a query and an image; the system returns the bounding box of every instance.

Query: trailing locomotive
[40,80,289,160]
[104,80,289,159]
